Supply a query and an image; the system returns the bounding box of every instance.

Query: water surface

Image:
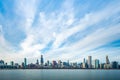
[0,69,120,80]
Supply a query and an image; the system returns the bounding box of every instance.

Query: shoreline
[0,68,120,70]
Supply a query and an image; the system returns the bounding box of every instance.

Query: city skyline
[0,0,120,63]
[0,55,119,69]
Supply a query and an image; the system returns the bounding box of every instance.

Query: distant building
[58,60,62,68]
[111,61,118,69]
[15,63,19,68]
[52,60,57,68]
[47,60,49,66]
[10,61,14,66]
[82,63,87,68]
[0,60,4,65]
[104,64,111,69]
[106,55,110,64]
[21,62,24,68]
[100,63,104,69]
[72,62,78,68]
[41,55,44,65]
[88,56,92,68]
[104,55,111,69]
[24,58,27,68]
[36,59,39,65]
[83,58,86,68]
[95,59,99,69]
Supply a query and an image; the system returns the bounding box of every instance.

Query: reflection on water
[0,69,120,80]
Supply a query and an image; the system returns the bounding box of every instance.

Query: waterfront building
[100,63,104,69]
[0,60,4,65]
[10,61,14,66]
[52,60,57,68]
[111,61,118,69]
[106,55,110,64]
[47,60,49,66]
[83,58,86,68]
[104,55,111,69]
[58,60,62,68]
[24,58,27,68]
[41,55,44,65]
[95,59,99,69]
[36,59,39,65]
[88,56,92,68]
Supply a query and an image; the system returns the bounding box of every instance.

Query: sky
[0,0,120,64]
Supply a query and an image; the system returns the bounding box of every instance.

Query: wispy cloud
[0,0,120,64]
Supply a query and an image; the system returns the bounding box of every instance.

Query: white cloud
[0,0,120,64]
[18,0,120,63]
[42,2,120,62]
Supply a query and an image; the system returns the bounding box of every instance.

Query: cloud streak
[0,0,120,64]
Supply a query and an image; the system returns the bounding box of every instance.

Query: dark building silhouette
[111,61,118,69]
[0,60,4,65]
[24,58,27,68]
[10,61,14,66]
[95,59,99,69]
[41,55,44,65]
[36,59,39,65]
[106,55,110,64]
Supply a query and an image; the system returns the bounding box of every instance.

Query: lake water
[0,69,120,80]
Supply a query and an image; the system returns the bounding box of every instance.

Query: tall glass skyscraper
[106,55,110,64]
[95,59,99,69]
[24,58,27,68]
[41,55,44,65]
[88,56,92,68]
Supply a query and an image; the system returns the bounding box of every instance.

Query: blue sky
[0,0,120,64]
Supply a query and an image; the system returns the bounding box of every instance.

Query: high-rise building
[83,58,86,68]
[95,59,99,69]
[24,58,27,68]
[88,56,92,68]
[36,59,39,65]
[58,60,62,68]
[106,55,110,64]
[67,60,69,66]
[10,61,14,66]
[83,58,85,63]
[0,60,4,65]
[111,61,118,69]
[47,60,49,66]
[100,63,104,69]
[21,62,24,68]
[41,55,44,65]
[53,60,57,68]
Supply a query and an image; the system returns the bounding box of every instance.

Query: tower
[24,58,27,68]
[41,55,44,65]
[106,55,110,64]
[36,59,39,65]
[83,58,86,68]
[95,59,99,69]
[88,56,92,68]
[83,58,85,63]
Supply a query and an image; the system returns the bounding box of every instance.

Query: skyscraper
[106,55,110,64]
[83,58,85,63]
[47,60,49,66]
[95,59,99,69]
[36,59,39,65]
[88,56,92,68]
[10,61,14,66]
[41,55,44,65]
[83,58,86,68]
[24,58,27,68]
[111,61,118,69]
